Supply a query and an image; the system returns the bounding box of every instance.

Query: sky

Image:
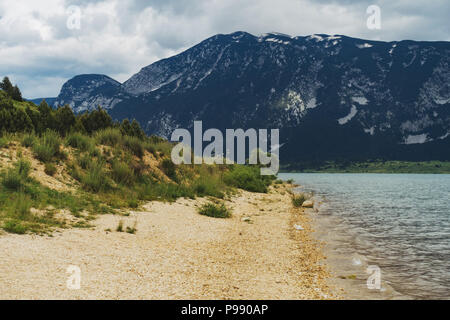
[0,0,448,98]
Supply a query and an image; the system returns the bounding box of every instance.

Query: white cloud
[0,0,448,98]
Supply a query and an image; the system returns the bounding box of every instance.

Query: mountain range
[33,31,450,163]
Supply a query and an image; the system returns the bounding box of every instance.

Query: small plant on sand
[3,219,27,234]
[116,220,124,232]
[33,130,62,162]
[122,135,144,158]
[65,132,93,152]
[292,193,309,207]
[44,163,57,176]
[1,159,31,190]
[126,220,137,234]
[223,165,274,193]
[161,158,177,181]
[21,133,36,148]
[198,202,231,219]
[0,136,8,148]
[111,160,134,186]
[95,128,122,146]
[81,162,111,193]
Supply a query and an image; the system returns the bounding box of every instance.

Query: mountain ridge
[40,31,450,162]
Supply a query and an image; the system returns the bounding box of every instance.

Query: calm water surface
[279,173,450,299]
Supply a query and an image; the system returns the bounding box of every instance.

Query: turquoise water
[279,173,450,299]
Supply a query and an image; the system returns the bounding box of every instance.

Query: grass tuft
[198,202,231,218]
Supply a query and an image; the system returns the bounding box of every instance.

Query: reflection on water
[279,173,450,299]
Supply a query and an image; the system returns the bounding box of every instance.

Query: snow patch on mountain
[338,105,358,125]
[403,134,430,145]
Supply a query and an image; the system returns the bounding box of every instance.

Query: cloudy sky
[0,0,448,98]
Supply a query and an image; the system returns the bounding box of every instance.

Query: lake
[278,173,450,299]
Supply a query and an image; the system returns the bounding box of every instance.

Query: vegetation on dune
[198,202,232,219]
[223,165,275,193]
[0,80,276,234]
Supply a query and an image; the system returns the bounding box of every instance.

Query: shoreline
[306,208,408,299]
[287,181,411,300]
[0,183,340,300]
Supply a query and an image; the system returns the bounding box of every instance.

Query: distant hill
[28,97,57,107]
[51,32,450,163]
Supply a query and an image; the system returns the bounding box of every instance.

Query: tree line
[0,77,146,139]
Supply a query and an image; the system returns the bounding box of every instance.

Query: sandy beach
[0,184,341,300]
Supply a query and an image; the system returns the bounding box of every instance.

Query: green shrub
[126,223,137,234]
[44,163,57,176]
[123,135,144,158]
[16,158,31,178]
[1,159,30,190]
[95,128,122,146]
[144,143,157,156]
[127,198,139,208]
[111,160,134,186]
[81,162,110,192]
[198,202,231,218]
[2,169,23,190]
[12,193,32,219]
[77,154,92,170]
[292,193,309,207]
[161,158,177,180]
[137,181,195,202]
[0,136,8,148]
[66,132,93,152]
[192,177,224,198]
[33,130,61,162]
[21,133,36,148]
[116,220,124,232]
[3,219,27,234]
[223,165,273,193]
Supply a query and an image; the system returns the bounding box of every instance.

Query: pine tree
[130,119,145,139]
[55,105,76,135]
[120,119,132,136]
[11,85,23,101]
[0,77,14,96]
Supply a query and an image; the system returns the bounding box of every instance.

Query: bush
[2,169,23,190]
[95,128,122,146]
[66,132,93,152]
[12,193,32,219]
[44,163,57,176]
[0,136,9,148]
[223,165,273,193]
[3,219,27,234]
[192,177,224,198]
[21,133,36,147]
[123,135,144,158]
[144,143,157,156]
[33,130,61,162]
[81,162,110,192]
[111,160,134,186]
[292,193,309,207]
[16,158,31,178]
[116,220,124,232]
[198,202,231,218]
[77,154,92,170]
[161,158,177,180]
[1,159,30,190]
[137,181,195,202]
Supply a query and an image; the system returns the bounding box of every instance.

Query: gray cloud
[0,0,448,98]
